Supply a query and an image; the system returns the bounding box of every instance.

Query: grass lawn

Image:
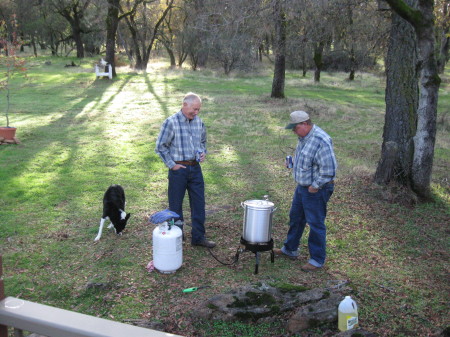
[0,55,449,337]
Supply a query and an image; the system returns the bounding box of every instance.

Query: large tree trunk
[271,0,286,99]
[376,0,441,201]
[410,0,440,199]
[375,4,418,186]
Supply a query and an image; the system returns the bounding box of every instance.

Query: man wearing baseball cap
[274,110,337,272]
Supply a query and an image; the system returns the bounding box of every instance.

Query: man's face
[182,99,201,120]
[293,122,310,137]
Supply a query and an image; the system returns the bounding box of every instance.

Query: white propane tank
[338,295,359,331]
[152,222,183,274]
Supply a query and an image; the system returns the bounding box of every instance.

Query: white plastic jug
[338,295,359,331]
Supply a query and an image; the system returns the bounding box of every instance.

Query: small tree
[0,14,26,128]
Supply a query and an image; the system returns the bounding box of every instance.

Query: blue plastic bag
[149,209,180,224]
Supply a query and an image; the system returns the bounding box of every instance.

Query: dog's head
[115,213,131,234]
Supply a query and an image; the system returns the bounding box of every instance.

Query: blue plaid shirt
[155,110,207,169]
[292,125,337,189]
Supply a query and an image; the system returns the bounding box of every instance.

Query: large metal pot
[241,196,276,244]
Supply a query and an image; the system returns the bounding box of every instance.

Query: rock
[192,281,352,325]
[188,281,381,335]
[287,292,341,333]
[85,281,110,290]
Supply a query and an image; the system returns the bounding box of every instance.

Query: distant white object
[95,59,112,79]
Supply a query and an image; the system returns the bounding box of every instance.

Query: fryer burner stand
[235,237,274,274]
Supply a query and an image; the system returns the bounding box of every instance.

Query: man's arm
[155,120,176,169]
[311,142,337,190]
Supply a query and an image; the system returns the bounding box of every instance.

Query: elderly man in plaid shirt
[274,111,337,271]
[155,93,215,248]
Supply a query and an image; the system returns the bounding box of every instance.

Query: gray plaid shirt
[155,110,207,169]
[292,125,337,189]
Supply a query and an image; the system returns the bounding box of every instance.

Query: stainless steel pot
[241,196,276,244]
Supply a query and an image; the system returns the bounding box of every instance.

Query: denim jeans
[283,183,334,267]
[168,164,206,244]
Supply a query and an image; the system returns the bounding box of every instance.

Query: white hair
[183,92,202,105]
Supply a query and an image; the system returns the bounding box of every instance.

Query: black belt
[175,160,198,166]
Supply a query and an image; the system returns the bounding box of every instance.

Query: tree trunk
[377,0,441,201]
[348,46,356,81]
[374,141,399,183]
[302,52,307,77]
[125,0,173,71]
[271,0,286,99]
[177,49,188,68]
[189,52,198,71]
[73,27,84,58]
[126,20,144,70]
[437,3,449,73]
[437,33,449,74]
[164,43,176,68]
[410,0,440,200]
[31,35,37,57]
[375,5,418,186]
[346,4,356,81]
[106,0,120,78]
[313,42,324,82]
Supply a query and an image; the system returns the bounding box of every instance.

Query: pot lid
[243,199,274,208]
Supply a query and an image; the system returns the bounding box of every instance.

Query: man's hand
[199,152,206,162]
[172,164,186,170]
[308,186,319,193]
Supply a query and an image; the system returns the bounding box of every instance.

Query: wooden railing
[0,256,6,337]
[0,256,181,337]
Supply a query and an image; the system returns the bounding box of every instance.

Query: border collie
[94,184,131,241]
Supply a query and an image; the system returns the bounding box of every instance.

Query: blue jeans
[283,183,334,267]
[168,164,206,244]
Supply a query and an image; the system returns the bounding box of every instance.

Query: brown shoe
[273,248,297,261]
[192,239,216,248]
[301,263,321,272]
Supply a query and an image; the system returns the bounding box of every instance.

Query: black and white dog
[94,184,131,241]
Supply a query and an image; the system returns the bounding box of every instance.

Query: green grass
[0,56,449,337]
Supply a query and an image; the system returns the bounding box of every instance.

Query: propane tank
[338,295,359,331]
[152,221,183,274]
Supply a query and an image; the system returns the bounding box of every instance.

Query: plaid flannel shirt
[292,125,337,189]
[155,110,207,169]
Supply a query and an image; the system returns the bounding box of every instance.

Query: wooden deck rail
[0,256,6,337]
[0,256,181,337]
